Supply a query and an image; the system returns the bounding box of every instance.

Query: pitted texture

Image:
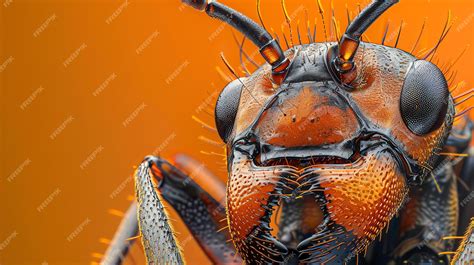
[226,145,408,264]
[347,43,453,173]
[284,44,332,83]
[299,148,408,262]
[226,153,289,263]
[134,161,184,265]
[232,42,453,175]
[397,162,459,259]
[152,157,241,264]
[254,84,360,148]
[168,197,239,263]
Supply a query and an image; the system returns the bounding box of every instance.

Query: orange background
[1,0,473,264]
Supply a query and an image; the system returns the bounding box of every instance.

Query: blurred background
[1,0,473,264]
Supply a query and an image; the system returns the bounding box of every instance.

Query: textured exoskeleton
[102,0,474,264]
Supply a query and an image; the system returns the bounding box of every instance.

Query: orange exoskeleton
[102,0,474,264]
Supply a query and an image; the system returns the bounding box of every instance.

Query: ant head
[181,1,455,263]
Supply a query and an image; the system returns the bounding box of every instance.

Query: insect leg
[452,218,474,264]
[135,159,185,264]
[391,163,459,263]
[142,155,241,264]
[443,117,473,235]
[101,202,139,265]
[458,147,474,235]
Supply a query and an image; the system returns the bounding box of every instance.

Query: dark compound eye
[215,78,244,143]
[400,60,449,135]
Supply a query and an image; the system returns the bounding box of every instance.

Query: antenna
[328,0,399,85]
[182,0,290,84]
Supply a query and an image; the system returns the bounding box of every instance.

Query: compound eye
[215,78,244,143]
[400,60,449,135]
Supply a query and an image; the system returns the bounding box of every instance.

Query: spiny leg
[452,218,474,264]
[135,159,184,264]
[101,202,139,265]
[140,155,241,264]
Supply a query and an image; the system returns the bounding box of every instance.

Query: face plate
[222,42,454,263]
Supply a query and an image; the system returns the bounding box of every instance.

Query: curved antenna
[182,0,290,83]
[329,0,398,85]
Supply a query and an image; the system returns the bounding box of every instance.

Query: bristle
[362,33,372,43]
[450,81,466,93]
[108,209,125,217]
[330,0,336,40]
[332,16,341,43]
[416,47,429,58]
[91,253,104,259]
[201,107,214,118]
[243,51,260,69]
[446,70,457,87]
[394,20,403,48]
[410,17,427,53]
[430,172,442,194]
[220,52,240,78]
[99,238,111,244]
[346,4,351,24]
[281,0,294,48]
[281,24,290,49]
[440,60,450,75]
[454,88,474,100]
[215,66,232,82]
[200,150,226,157]
[271,27,281,43]
[216,225,230,233]
[126,235,142,241]
[423,10,452,61]
[439,252,457,255]
[316,0,329,42]
[313,17,317,42]
[442,236,465,240]
[238,68,249,78]
[455,106,474,118]
[231,30,259,72]
[444,45,469,75]
[198,135,224,147]
[257,0,267,30]
[381,21,390,45]
[238,37,251,76]
[192,115,217,132]
[305,9,313,43]
[297,20,303,45]
[221,52,264,107]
